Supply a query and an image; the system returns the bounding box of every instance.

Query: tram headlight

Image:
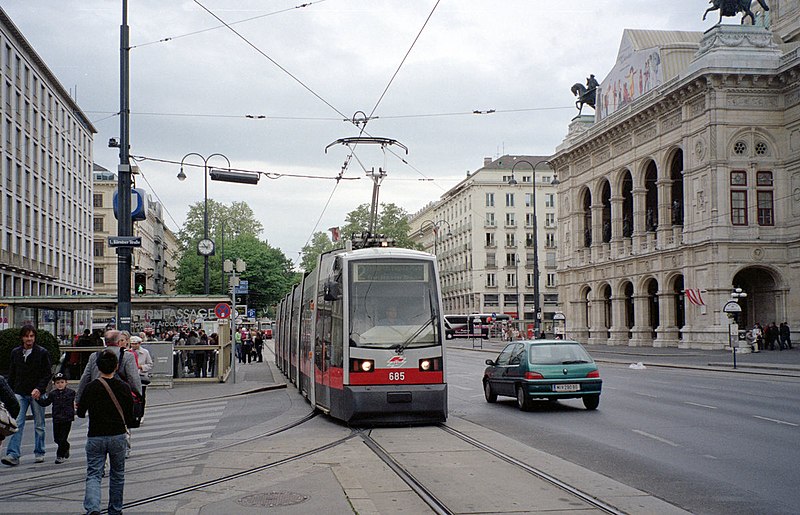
[419,357,441,371]
[350,359,375,373]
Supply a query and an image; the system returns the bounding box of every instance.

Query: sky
[3,1,718,265]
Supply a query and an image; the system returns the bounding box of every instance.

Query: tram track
[359,423,627,515]
[0,406,317,501]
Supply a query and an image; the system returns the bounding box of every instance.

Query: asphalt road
[447,346,800,515]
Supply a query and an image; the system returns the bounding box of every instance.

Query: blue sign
[234,279,249,295]
[247,308,256,318]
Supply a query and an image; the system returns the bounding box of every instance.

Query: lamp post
[723,287,748,368]
[508,159,559,338]
[177,153,231,294]
[419,219,453,257]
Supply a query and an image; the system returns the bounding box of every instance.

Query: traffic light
[134,272,146,295]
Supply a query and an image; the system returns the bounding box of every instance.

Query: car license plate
[553,383,580,392]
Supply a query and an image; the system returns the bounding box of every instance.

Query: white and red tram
[275,246,447,424]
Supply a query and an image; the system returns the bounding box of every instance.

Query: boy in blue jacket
[36,373,76,464]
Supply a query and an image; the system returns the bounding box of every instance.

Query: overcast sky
[4,1,717,264]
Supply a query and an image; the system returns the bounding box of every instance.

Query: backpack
[0,402,18,437]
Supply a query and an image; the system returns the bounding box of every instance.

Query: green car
[483,339,602,411]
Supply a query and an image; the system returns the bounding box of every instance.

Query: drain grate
[237,491,309,508]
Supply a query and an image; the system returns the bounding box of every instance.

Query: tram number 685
[389,372,405,381]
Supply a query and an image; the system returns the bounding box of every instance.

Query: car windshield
[528,343,594,365]
[348,259,441,349]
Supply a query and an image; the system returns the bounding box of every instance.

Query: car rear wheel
[484,380,497,403]
[583,394,600,410]
[516,386,532,411]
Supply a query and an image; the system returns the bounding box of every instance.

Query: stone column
[632,187,647,251]
[610,195,624,257]
[654,289,679,347]
[609,294,629,345]
[629,293,652,346]
[588,289,607,345]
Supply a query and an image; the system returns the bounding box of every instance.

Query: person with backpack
[75,331,141,458]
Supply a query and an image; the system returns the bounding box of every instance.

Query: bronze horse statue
[703,0,769,25]
[571,74,598,115]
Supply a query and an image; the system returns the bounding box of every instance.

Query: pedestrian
[780,322,792,350]
[129,336,153,410]
[753,323,764,351]
[254,331,264,363]
[1,325,52,466]
[76,330,141,459]
[234,330,243,363]
[208,333,218,376]
[0,375,20,446]
[766,322,781,350]
[77,349,134,515]
[35,372,76,464]
[242,330,254,363]
[193,331,208,378]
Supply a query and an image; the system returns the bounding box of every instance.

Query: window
[93,267,104,284]
[545,193,555,208]
[545,232,555,248]
[730,171,747,186]
[93,241,104,257]
[526,273,535,287]
[545,213,555,227]
[525,213,534,227]
[525,192,533,207]
[93,193,102,207]
[733,141,747,156]
[525,232,534,247]
[505,233,516,247]
[756,172,774,227]
[484,293,499,306]
[506,274,517,288]
[485,232,495,247]
[93,217,104,232]
[505,193,514,207]
[485,193,494,207]
[485,212,495,226]
[486,274,496,287]
[486,253,496,268]
[731,191,747,225]
[546,273,556,287]
[506,253,517,267]
[757,191,774,226]
[505,212,516,226]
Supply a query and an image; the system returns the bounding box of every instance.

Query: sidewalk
[449,337,800,377]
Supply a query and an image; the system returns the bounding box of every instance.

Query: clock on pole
[197,238,215,256]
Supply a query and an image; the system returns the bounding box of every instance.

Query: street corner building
[550,2,799,349]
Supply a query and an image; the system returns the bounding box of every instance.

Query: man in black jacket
[1,325,52,466]
[77,349,133,515]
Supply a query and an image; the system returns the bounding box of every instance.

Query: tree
[223,234,296,312]
[178,200,263,248]
[299,232,338,273]
[341,203,420,250]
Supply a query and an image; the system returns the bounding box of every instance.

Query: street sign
[234,279,249,295]
[553,312,566,321]
[723,300,742,313]
[214,303,231,319]
[108,236,142,247]
[247,308,256,318]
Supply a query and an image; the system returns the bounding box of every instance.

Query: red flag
[684,288,705,306]
[328,227,340,242]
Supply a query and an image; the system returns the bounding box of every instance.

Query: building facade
[409,155,559,333]
[552,5,800,347]
[0,8,95,300]
[92,165,179,304]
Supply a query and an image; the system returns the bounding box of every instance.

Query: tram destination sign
[108,236,142,248]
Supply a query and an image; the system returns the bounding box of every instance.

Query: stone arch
[578,284,592,333]
[579,187,592,247]
[666,147,684,226]
[600,179,612,242]
[640,276,660,339]
[599,282,612,338]
[731,265,784,328]
[618,169,634,237]
[643,160,658,232]
[728,127,781,161]
[620,280,634,339]
[665,272,685,337]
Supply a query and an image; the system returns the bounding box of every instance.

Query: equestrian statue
[703,0,770,25]
[571,74,598,115]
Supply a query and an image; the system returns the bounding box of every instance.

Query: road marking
[634,392,658,398]
[753,415,798,427]
[632,429,680,447]
[684,401,717,410]
[703,455,718,460]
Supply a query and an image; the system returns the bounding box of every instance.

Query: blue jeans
[84,434,127,515]
[4,394,46,459]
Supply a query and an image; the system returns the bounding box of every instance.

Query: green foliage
[300,232,338,273]
[341,203,420,250]
[0,328,61,375]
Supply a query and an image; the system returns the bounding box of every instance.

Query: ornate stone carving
[689,96,706,117]
[613,137,633,154]
[695,138,707,162]
[636,124,657,143]
[752,247,765,261]
[661,111,682,132]
[727,94,778,109]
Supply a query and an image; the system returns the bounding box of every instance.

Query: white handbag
[0,402,18,437]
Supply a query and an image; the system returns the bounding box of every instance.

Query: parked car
[482,339,602,411]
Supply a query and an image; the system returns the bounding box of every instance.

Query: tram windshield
[348,259,442,349]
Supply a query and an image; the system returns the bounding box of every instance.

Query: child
[36,372,76,464]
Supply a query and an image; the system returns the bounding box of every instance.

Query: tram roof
[342,247,432,260]
[0,294,231,311]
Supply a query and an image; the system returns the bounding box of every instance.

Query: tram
[275,245,447,425]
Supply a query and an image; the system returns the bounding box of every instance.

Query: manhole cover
[237,491,309,508]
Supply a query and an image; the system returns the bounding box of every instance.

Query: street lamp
[419,219,453,257]
[178,153,231,294]
[508,159,559,338]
